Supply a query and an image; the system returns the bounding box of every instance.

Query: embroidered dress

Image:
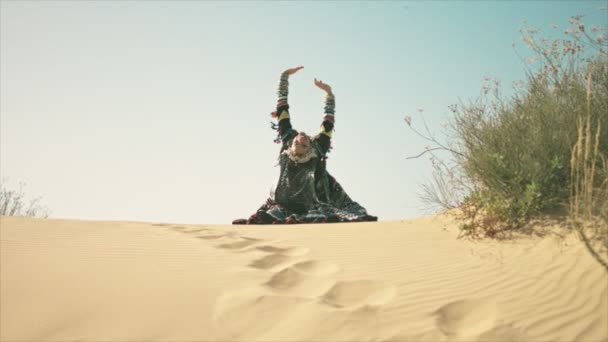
[232,72,377,225]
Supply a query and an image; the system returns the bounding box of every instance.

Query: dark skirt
[233,172,377,225]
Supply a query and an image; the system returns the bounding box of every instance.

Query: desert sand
[1,214,606,342]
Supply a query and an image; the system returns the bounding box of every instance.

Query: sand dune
[1,214,606,341]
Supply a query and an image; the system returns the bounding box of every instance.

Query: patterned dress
[232,72,377,224]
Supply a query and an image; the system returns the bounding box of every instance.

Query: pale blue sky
[1,1,606,224]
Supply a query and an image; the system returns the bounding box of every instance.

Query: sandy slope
[1,214,606,342]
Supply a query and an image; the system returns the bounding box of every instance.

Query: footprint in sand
[264,261,340,297]
[180,228,209,234]
[321,280,397,309]
[197,231,240,240]
[256,245,310,257]
[250,245,335,271]
[198,233,232,240]
[433,298,498,339]
[217,237,268,251]
[166,224,270,253]
[292,260,339,276]
[249,253,303,271]
[168,225,260,247]
[170,225,212,234]
[265,267,336,297]
[213,241,399,340]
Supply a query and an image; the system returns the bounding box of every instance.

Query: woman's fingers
[314,78,332,92]
[286,66,304,75]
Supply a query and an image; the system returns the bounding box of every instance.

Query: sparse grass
[569,63,608,269]
[0,180,51,218]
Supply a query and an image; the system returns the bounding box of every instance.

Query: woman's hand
[283,66,304,75]
[314,78,333,95]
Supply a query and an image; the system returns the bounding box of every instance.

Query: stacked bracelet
[324,94,335,115]
[277,73,289,101]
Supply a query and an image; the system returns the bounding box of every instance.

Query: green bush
[408,14,608,238]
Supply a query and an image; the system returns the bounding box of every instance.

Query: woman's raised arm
[314,78,335,156]
[272,66,304,144]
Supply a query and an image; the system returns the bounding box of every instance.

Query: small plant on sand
[0,180,51,218]
[406,13,608,243]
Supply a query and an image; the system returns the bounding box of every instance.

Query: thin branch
[406,125,465,158]
[406,147,457,160]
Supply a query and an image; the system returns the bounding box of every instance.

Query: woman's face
[292,132,311,155]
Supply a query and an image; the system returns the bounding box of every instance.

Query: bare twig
[406,147,451,160]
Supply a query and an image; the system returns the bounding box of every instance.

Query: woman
[233,66,377,224]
